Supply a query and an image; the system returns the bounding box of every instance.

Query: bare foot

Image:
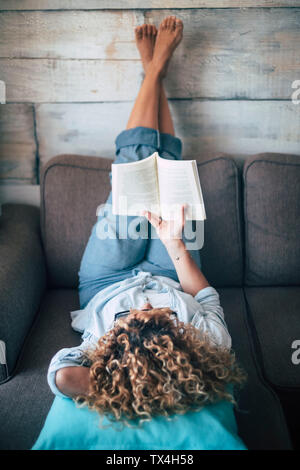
[151,16,183,76]
[135,24,157,73]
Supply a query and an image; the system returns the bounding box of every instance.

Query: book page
[157,156,206,220]
[112,153,160,216]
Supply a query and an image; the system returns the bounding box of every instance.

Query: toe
[161,17,168,30]
[170,16,176,31]
[175,18,183,30]
[135,26,142,39]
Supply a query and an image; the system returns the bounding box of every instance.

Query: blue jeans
[78,126,201,309]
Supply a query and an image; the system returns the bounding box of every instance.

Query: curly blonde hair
[76,308,246,427]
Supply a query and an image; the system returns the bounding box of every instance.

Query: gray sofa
[0,152,299,450]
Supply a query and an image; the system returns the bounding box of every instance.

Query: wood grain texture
[1,8,299,101]
[35,101,300,168]
[146,8,300,100]
[0,5,299,187]
[0,104,36,183]
[0,11,143,59]
[1,1,299,9]
[0,59,144,102]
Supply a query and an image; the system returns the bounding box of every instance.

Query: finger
[149,211,161,226]
[181,204,188,225]
[143,210,161,228]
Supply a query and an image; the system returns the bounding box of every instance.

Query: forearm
[143,206,210,296]
[55,366,90,399]
[165,239,210,297]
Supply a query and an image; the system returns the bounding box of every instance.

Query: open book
[112,152,206,221]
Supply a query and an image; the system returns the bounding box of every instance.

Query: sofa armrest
[0,204,46,383]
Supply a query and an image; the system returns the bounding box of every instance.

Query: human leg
[135,20,176,136]
[133,17,201,276]
[126,17,182,132]
[79,17,183,307]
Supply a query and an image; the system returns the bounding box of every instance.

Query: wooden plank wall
[0,2,299,186]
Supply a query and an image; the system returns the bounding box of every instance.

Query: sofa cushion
[0,289,80,450]
[198,157,243,287]
[217,287,292,449]
[40,154,111,287]
[40,154,243,288]
[244,153,300,286]
[244,286,300,389]
[0,204,46,382]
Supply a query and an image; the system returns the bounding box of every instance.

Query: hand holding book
[143,204,210,296]
[112,152,206,221]
[142,204,187,248]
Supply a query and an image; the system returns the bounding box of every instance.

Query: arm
[55,366,90,398]
[143,207,231,348]
[163,238,209,296]
[47,334,96,399]
[192,287,232,349]
[143,205,209,297]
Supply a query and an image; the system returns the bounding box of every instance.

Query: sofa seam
[233,160,244,287]
[244,160,300,181]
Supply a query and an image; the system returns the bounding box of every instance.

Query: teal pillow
[32,396,247,450]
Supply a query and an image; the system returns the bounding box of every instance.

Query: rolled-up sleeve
[47,333,97,398]
[192,286,232,350]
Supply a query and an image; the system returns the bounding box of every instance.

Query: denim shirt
[48,270,232,398]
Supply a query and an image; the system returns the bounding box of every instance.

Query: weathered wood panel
[0,59,144,102]
[0,11,143,59]
[0,4,299,188]
[1,9,300,65]
[173,100,300,161]
[1,8,299,101]
[0,104,36,183]
[146,8,300,99]
[0,1,299,9]
[35,101,300,168]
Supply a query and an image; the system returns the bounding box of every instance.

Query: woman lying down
[48,199,245,427]
[47,15,245,427]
